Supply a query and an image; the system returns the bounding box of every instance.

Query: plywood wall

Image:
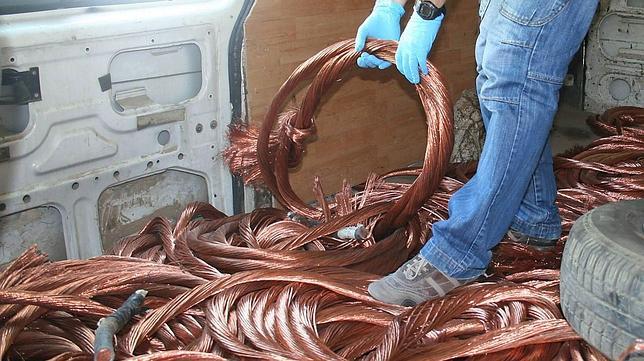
[244,0,479,202]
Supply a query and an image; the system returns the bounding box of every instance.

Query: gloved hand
[395,11,444,84]
[355,0,405,70]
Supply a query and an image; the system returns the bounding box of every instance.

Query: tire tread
[560,201,644,360]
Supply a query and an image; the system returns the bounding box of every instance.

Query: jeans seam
[435,246,464,272]
[512,217,561,232]
[512,216,561,231]
[423,243,484,280]
[533,172,541,204]
[499,0,572,27]
[500,39,533,49]
[534,170,552,222]
[423,243,466,274]
[511,217,561,239]
[478,95,519,105]
[479,0,491,19]
[527,71,565,85]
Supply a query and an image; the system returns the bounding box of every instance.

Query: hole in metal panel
[72,182,80,190]
[0,104,29,143]
[609,78,631,101]
[157,130,170,145]
[109,43,202,112]
[0,207,66,264]
[22,195,30,203]
[98,170,208,251]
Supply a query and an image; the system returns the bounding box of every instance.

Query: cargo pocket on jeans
[499,0,571,26]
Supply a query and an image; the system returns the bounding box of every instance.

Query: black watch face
[418,3,438,20]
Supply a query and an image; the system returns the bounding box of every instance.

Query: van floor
[550,104,598,155]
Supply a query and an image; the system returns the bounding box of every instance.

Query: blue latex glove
[396,11,444,84]
[355,0,405,70]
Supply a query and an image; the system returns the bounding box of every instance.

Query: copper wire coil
[586,106,644,138]
[224,39,453,238]
[2,38,643,360]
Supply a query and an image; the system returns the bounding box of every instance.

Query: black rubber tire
[560,199,644,361]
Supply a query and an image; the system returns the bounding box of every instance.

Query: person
[355,0,599,306]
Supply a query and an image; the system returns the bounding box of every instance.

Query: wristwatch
[414,0,445,20]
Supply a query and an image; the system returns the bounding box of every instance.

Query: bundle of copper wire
[224,39,454,237]
[1,39,642,360]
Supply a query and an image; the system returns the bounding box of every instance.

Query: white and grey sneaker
[507,229,558,251]
[368,254,477,307]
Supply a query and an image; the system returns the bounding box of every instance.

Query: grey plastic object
[560,199,644,360]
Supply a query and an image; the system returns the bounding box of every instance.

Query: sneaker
[507,229,558,251]
[367,254,477,307]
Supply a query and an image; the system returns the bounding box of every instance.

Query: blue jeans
[420,0,599,279]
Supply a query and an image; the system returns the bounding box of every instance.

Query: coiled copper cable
[224,39,453,237]
[1,36,642,360]
[586,106,644,138]
[3,119,639,360]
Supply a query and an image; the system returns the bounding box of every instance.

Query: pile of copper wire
[1,39,642,361]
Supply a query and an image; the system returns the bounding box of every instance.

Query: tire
[560,199,644,361]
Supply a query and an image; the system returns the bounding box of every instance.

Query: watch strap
[415,0,446,20]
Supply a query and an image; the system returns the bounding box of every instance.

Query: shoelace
[403,257,429,280]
